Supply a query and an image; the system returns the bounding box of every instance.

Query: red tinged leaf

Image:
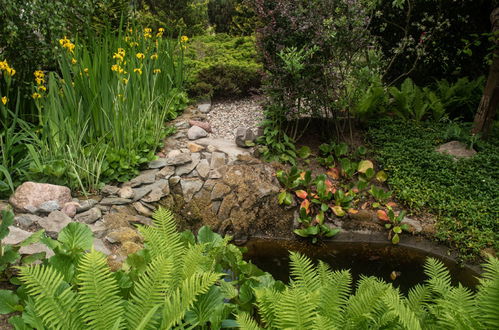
[295,190,308,199]
[299,171,306,180]
[348,208,358,214]
[300,199,310,214]
[352,187,359,194]
[386,202,397,208]
[377,210,390,221]
[327,167,340,179]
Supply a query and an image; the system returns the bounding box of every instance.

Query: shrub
[208,0,257,36]
[184,34,262,99]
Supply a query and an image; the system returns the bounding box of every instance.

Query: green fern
[476,257,499,327]
[236,312,263,330]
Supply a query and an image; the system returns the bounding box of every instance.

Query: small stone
[211,183,231,201]
[167,149,182,158]
[169,176,181,186]
[174,121,190,129]
[9,182,72,214]
[99,197,132,205]
[74,207,102,224]
[39,200,61,213]
[401,217,423,233]
[211,201,221,214]
[196,159,210,179]
[435,141,477,159]
[120,241,143,255]
[156,166,175,180]
[61,201,80,218]
[235,127,256,148]
[118,186,134,199]
[101,185,119,196]
[129,169,159,187]
[132,202,154,216]
[15,214,42,229]
[207,145,217,153]
[175,153,201,176]
[209,169,223,179]
[148,158,169,169]
[187,126,208,140]
[106,228,142,244]
[180,178,204,202]
[210,152,226,170]
[166,152,192,166]
[89,221,107,239]
[19,243,54,257]
[142,180,170,203]
[187,142,205,153]
[130,215,153,226]
[202,152,212,163]
[38,211,72,238]
[189,120,212,133]
[93,238,111,255]
[0,201,11,212]
[203,179,218,191]
[110,205,137,215]
[96,205,111,213]
[198,103,211,113]
[76,199,98,213]
[2,226,32,245]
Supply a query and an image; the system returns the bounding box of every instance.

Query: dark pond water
[243,238,480,293]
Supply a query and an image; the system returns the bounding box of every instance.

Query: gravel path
[207,96,265,140]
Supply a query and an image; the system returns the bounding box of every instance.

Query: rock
[61,201,80,218]
[9,182,72,214]
[167,149,182,158]
[110,205,137,215]
[166,152,192,166]
[132,202,154,216]
[101,185,119,196]
[202,152,212,163]
[169,176,181,186]
[89,221,107,239]
[130,215,153,226]
[209,169,223,179]
[118,186,134,199]
[436,141,477,159]
[15,214,42,229]
[148,158,169,169]
[93,238,111,255]
[0,200,11,212]
[235,127,256,148]
[180,178,204,202]
[76,199,98,213]
[189,120,212,133]
[39,200,61,213]
[2,226,31,245]
[38,211,72,237]
[99,197,132,205]
[401,217,423,233]
[134,180,169,202]
[196,159,210,179]
[106,228,142,244]
[142,180,170,203]
[187,142,205,153]
[211,183,231,201]
[187,126,208,140]
[175,153,201,176]
[198,102,211,113]
[196,138,251,163]
[207,145,217,153]
[210,152,226,170]
[129,169,159,187]
[174,121,190,129]
[19,243,54,257]
[119,241,143,255]
[156,166,175,180]
[211,201,221,214]
[74,207,102,224]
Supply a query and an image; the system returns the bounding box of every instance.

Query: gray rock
[38,211,72,238]
[19,243,54,257]
[74,207,102,224]
[132,202,154,216]
[211,183,231,201]
[235,127,256,148]
[148,158,169,169]
[0,200,11,212]
[93,238,111,255]
[61,201,80,218]
[198,103,211,113]
[180,178,204,202]
[142,180,170,203]
[166,152,192,166]
[212,201,221,214]
[167,149,182,158]
[210,152,226,170]
[436,141,477,159]
[15,214,43,229]
[101,185,119,196]
[176,153,200,176]
[89,221,107,239]
[174,121,190,129]
[39,200,61,213]
[9,182,72,214]
[2,226,32,245]
[76,199,98,213]
[197,138,251,163]
[129,169,159,187]
[132,185,155,201]
[156,166,175,180]
[401,217,423,233]
[196,159,210,179]
[169,176,181,186]
[100,197,132,205]
[187,126,208,140]
[209,169,223,179]
[130,215,153,226]
[202,152,212,163]
[207,145,217,153]
[118,186,134,199]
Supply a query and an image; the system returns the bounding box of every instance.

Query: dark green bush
[368,119,499,259]
[208,0,257,36]
[184,34,262,99]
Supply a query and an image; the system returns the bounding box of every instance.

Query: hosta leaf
[297,146,311,159]
[377,210,390,221]
[376,170,388,182]
[358,160,374,173]
[331,205,346,217]
[0,290,22,314]
[392,233,400,244]
[393,226,402,234]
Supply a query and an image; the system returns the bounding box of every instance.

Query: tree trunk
[472,8,499,137]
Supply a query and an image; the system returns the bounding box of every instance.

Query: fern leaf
[433,286,480,329]
[254,287,280,327]
[476,257,499,328]
[126,255,175,329]
[77,250,124,330]
[275,287,317,329]
[236,312,262,330]
[181,243,210,279]
[289,252,319,292]
[319,269,352,325]
[18,265,83,329]
[382,289,422,330]
[424,258,452,296]
[160,272,220,329]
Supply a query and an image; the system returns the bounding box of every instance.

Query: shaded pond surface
[243,238,480,293]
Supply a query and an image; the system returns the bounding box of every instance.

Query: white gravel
[207,96,265,140]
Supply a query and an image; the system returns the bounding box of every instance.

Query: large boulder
[435,141,477,159]
[9,182,72,214]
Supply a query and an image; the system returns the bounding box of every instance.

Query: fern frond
[275,287,317,329]
[424,258,452,296]
[319,269,352,324]
[432,286,480,329]
[317,260,332,287]
[476,256,499,328]
[382,289,422,330]
[77,250,124,330]
[126,255,175,329]
[186,286,226,326]
[406,284,431,315]
[181,243,210,279]
[313,315,338,330]
[236,312,263,330]
[289,252,319,292]
[161,272,220,329]
[18,265,83,329]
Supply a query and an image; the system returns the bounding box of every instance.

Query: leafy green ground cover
[367,120,499,259]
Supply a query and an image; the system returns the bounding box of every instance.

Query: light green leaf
[357,160,374,174]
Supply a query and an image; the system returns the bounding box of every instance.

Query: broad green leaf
[331,205,346,217]
[375,170,388,182]
[392,233,400,244]
[58,222,93,251]
[393,226,402,234]
[297,146,311,159]
[325,228,340,237]
[294,229,309,237]
[20,230,45,247]
[0,290,22,314]
[197,226,223,245]
[357,160,374,173]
